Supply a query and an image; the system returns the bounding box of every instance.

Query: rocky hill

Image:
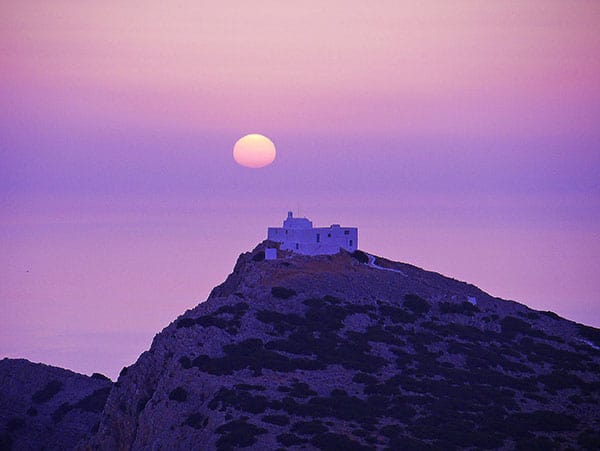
[76,242,600,450]
[0,358,112,450]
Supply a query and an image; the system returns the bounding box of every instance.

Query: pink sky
[1,1,599,379]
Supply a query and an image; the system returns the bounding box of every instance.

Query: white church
[266,212,358,258]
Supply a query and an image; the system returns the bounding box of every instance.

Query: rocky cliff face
[0,358,112,450]
[78,242,600,450]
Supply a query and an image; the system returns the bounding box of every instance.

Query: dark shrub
[0,434,12,450]
[310,432,371,451]
[292,420,328,435]
[91,372,111,382]
[578,430,600,450]
[252,251,265,261]
[32,380,63,403]
[271,286,297,299]
[179,356,192,369]
[403,294,430,314]
[7,417,25,432]
[353,372,378,385]
[501,316,531,334]
[234,383,265,391]
[216,302,249,315]
[262,414,290,426]
[289,382,317,398]
[215,419,266,450]
[169,387,188,402]
[119,366,128,377]
[379,305,416,323]
[277,433,306,446]
[516,436,560,450]
[183,413,208,429]
[76,386,111,413]
[351,250,369,263]
[52,402,73,423]
[507,411,578,433]
[208,388,269,414]
[439,301,480,315]
[26,407,37,416]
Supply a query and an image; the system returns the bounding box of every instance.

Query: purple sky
[1,2,599,379]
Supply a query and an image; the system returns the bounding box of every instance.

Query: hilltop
[77,242,600,450]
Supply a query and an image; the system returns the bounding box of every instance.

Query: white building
[267,212,358,257]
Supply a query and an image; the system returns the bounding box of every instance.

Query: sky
[1,1,599,379]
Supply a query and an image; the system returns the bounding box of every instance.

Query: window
[316,233,320,243]
[349,239,353,247]
[295,243,299,250]
[327,233,331,238]
[344,230,350,235]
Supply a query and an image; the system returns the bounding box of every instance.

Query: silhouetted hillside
[0,359,112,450]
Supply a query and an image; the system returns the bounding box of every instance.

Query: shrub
[501,316,531,334]
[403,294,430,314]
[277,433,306,446]
[0,434,12,450]
[183,413,208,429]
[271,286,297,299]
[379,305,416,323]
[252,251,265,261]
[578,430,600,450]
[215,419,266,450]
[208,388,269,414]
[439,301,480,315]
[310,432,370,451]
[7,417,25,432]
[91,372,111,382]
[292,420,328,435]
[76,386,111,413]
[179,356,192,369]
[234,383,265,391]
[262,414,290,426]
[169,387,188,402]
[351,250,369,263]
[32,380,63,404]
[52,402,73,423]
[26,407,37,417]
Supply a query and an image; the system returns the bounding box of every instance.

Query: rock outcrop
[79,242,600,450]
[0,358,112,450]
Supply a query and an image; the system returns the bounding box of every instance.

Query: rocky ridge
[0,358,112,450]
[78,241,600,450]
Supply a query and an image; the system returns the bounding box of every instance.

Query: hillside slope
[81,242,600,450]
[0,358,112,450]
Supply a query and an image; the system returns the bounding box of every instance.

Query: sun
[233,134,276,168]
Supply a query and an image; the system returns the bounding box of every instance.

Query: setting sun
[233,134,276,168]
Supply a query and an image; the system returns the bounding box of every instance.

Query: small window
[349,239,353,247]
[295,243,299,250]
[344,230,350,235]
[327,233,331,238]
[316,233,320,243]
